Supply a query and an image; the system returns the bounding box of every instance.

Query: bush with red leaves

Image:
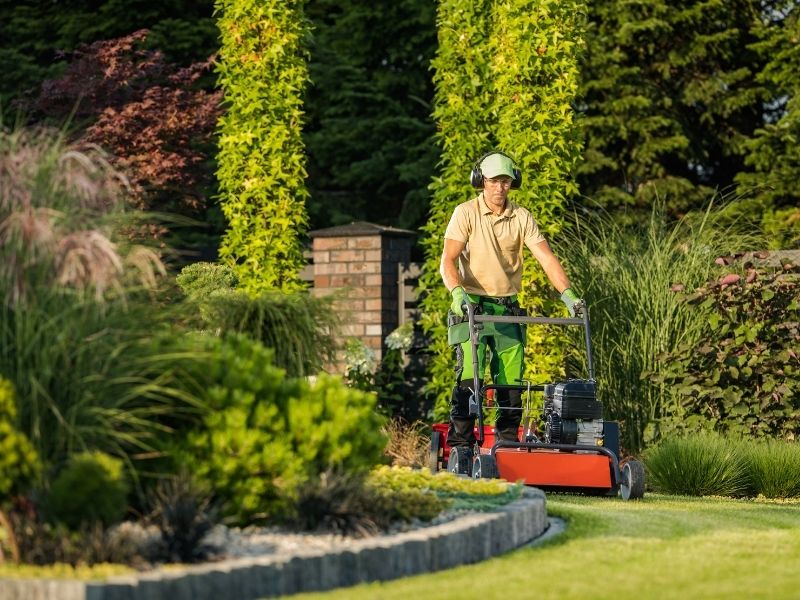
[32,30,223,226]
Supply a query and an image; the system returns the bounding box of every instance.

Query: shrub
[174,333,387,524]
[146,474,216,563]
[368,466,522,513]
[643,433,751,497]
[0,128,202,472]
[653,260,799,440]
[291,470,397,537]
[176,262,239,303]
[47,452,130,530]
[0,378,40,499]
[31,30,222,237]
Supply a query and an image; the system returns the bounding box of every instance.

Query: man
[440,150,583,472]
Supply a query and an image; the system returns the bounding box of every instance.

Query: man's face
[483,175,513,207]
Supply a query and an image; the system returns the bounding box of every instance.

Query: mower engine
[543,380,604,446]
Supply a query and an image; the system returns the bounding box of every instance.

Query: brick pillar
[310,222,415,372]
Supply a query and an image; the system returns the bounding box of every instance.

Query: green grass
[292,493,800,600]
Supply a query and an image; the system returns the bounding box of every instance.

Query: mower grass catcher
[429,302,645,500]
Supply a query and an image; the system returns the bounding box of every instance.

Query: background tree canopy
[1,0,798,245]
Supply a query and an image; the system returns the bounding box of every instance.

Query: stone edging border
[0,487,547,600]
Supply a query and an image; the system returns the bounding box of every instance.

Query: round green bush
[746,439,800,499]
[174,333,388,524]
[47,452,130,529]
[643,433,751,497]
[0,377,40,498]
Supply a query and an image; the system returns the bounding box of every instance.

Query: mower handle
[465,302,595,446]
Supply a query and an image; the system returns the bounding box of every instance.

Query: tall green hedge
[420,0,586,419]
[215,0,311,293]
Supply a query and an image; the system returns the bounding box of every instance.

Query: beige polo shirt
[444,194,546,296]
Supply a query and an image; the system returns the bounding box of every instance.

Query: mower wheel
[447,446,472,476]
[429,431,442,472]
[472,453,498,479]
[620,459,645,500]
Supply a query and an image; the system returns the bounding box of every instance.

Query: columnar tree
[215,0,311,293]
[419,0,585,419]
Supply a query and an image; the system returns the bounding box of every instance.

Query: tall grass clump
[176,262,340,377]
[747,440,800,499]
[555,202,763,452]
[0,126,202,475]
[644,433,751,497]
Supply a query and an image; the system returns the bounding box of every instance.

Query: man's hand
[450,286,468,317]
[560,288,584,317]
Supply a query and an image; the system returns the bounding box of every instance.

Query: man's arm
[440,238,466,291]
[529,239,571,293]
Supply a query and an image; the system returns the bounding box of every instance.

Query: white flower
[385,322,414,352]
[344,338,377,376]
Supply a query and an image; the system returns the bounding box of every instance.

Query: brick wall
[310,222,415,372]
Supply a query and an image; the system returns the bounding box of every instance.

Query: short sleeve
[444,204,470,242]
[522,211,545,250]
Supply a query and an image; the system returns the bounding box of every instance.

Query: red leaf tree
[32,30,223,235]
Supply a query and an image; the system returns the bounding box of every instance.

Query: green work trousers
[447,297,525,447]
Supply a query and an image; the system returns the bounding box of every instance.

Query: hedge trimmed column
[420,0,585,420]
[215,0,311,293]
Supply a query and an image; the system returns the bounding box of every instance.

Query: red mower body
[432,423,617,492]
[488,447,613,489]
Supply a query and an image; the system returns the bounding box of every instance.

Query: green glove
[560,288,584,317]
[450,286,468,317]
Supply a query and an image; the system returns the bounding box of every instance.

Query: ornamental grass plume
[0,127,163,304]
[0,126,191,468]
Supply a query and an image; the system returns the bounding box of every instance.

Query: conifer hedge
[420,0,585,419]
[215,0,311,293]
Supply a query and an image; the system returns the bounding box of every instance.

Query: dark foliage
[577,0,768,217]
[147,475,217,564]
[304,0,439,231]
[0,0,216,107]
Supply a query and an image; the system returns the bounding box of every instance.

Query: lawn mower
[429,301,645,500]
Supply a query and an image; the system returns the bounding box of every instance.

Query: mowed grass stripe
[290,494,800,600]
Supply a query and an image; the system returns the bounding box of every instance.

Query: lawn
[291,493,800,600]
